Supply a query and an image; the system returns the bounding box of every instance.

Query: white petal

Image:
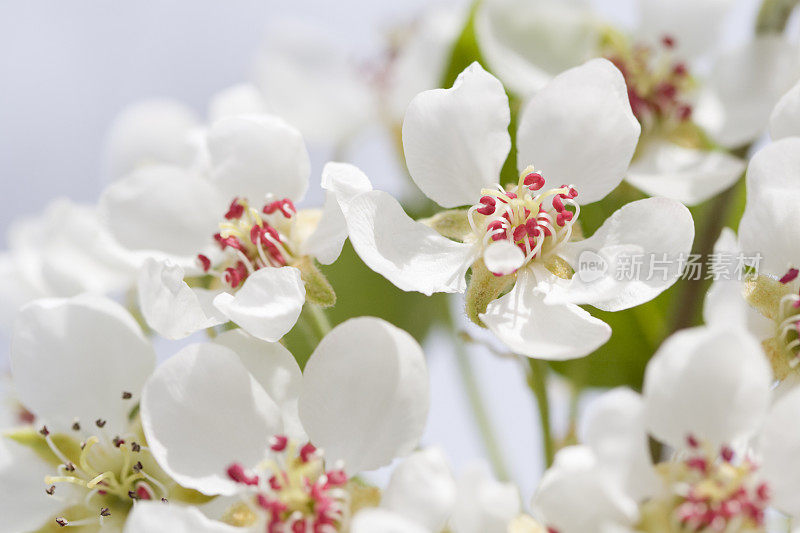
[206,114,310,203]
[382,448,457,531]
[626,141,744,205]
[124,502,240,533]
[696,36,800,148]
[480,269,611,360]
[138,258,225,340]
[11,295,155,435]
[298,317,429,474]
[213,266,305,342]
[758,386,800,518]
[554,198,695,311]
[342,190,476,295]
[770,79,800,140]
[402,62,510,208]
[483,241,525,276]
[642,326,772,450]
[450,463,520,533]
[351,508,429,533]
[517,59,640,204]
[253,19,374,146]
[581,388,659,501]
[0,438,66,533]
[214,329,305,441]
[304,162,373,265]
[0,253,45,334]
[475,0,599,96]
[141,343,282,496]
[208,84,269,123]
[105,99,200,178]
[99,164,225,257]
[531,446,638,533]
[638,0,736,60]
[738,138,800,277]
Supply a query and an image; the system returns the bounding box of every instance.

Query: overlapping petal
[770,79,800,140]
[516,59,640,204]
[124,502,240,533]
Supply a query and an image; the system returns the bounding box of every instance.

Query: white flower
[770,78,800,141]
[100,96,370,341]
[352,449,522,533]
[475,0,800,204]
[252,18,375,149]
[332,60,694,359]
[124,501,240,533]
[1,294,174,531]
[139,317,429,531]
[0,199,135,332]
[533,294,800,532]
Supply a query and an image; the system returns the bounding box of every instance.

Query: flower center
[39,410,168,527]
[224,435,350,532]
[773,267,800,367]
[197,197,300,289]
[468,166,579,276]
[601,32,694,130]
[640,436,769,532]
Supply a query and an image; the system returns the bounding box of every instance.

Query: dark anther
[131,442,141,452]
[72,421,81,431]
[95,419,107,428]
[46,485,56,495]
[100,508,111,517]
[64,462,75,472]
[133,461,143,472]
[122,391,132,400]
[161,498,169,503]
[113,436,125,448]
[55,517,68,527]
[39,425,49,436]
[128,490,138,500]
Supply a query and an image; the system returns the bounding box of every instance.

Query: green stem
[453,333,510,481]
[756,0,799,33]
[306,303,333,339]
[527,359,555,467]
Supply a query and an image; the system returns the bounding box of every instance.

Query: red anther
[136,485,152,500]
[512,225,528,242]
[556,211,574,227]
[269,475,282,491]
[270,435,288,452]
[487,220,507,241]
[567,187,578,199]
[686,434,699,448]
[525,218,538,235]
[678,105,692,121]
[686,457,708,473]
[263,199,296,218]
[224,198,245,220]
[217,234,243,252]
[300,443,317,463]
[524,172,545,190]
[673,63,688,76]
[656,82,678,100]
[326,470,347,486]
[720,446,735,462]
[197,254,211,272]
[756,483,770,501]
[292,521,307,533]
[497,192,517,204]
[224,262,248,288]
[227,463,260,486]
[662,35,675,48]
[263,201,281,215]
[477,196,496,215]
[780,268,799,284]
[552,195,565,212]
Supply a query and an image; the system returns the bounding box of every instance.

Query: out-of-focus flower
[252,18,375,151]
[1,295,182,531]
[0,199,134,333]
[475,0,800,204]
[139,317,429,532]
[770,78,800,141]
[352,449,524,533]
[533,285,800,532]
[332,60,694,359]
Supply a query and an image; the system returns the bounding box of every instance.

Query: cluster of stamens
[652,436,768,532]
[224,435,350,532]
[41,393,167,528]
[197,197,299,289]
[602,33,694,129]
[468,166,579,275]
[775,267,800,367]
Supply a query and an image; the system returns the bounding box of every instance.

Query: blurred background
[0,0,775,503]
